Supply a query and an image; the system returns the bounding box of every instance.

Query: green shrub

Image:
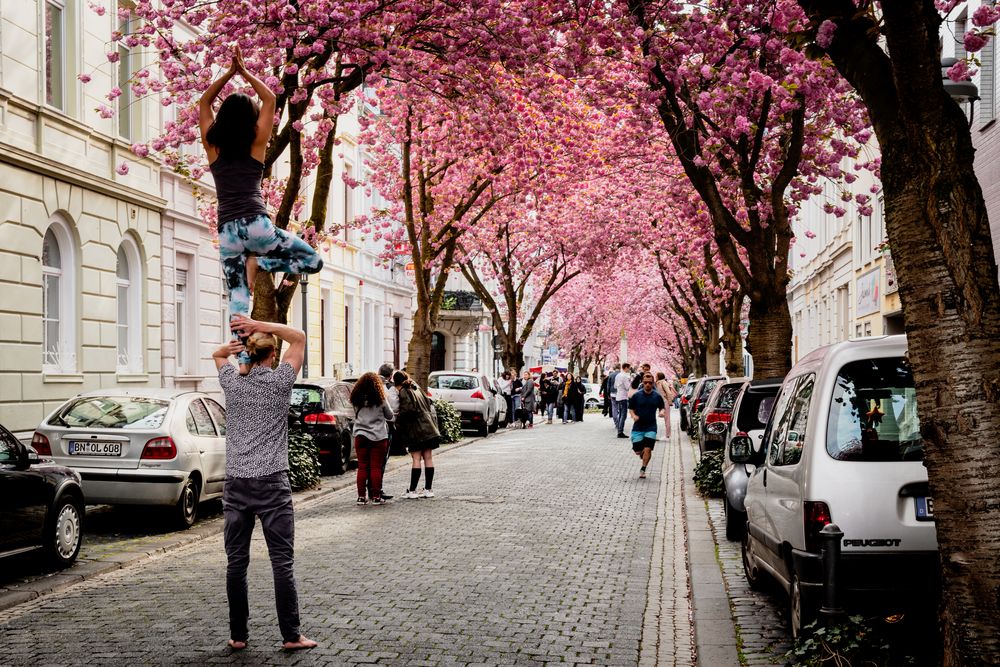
[287,431,321,491]
[690,409,702,440]
[693,449,724,497]
[786,617,892,667]
[433,399,463,444]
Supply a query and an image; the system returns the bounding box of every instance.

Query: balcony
[437,291,486,337]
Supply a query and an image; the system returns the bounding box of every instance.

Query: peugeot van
[735,335,938,636]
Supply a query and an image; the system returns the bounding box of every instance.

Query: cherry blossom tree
[794,2,1000,662]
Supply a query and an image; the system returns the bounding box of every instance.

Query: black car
[698,379,749,453]
[686,375,726,436]
[678,379,698,432]
[290,379,358,474]
[0,422,84,568]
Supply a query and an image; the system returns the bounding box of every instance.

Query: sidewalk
[0,434,484,614]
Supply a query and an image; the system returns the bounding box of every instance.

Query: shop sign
[856,268,881,316]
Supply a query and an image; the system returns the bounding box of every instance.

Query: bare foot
[246,256,258,296]
[227,639,247,651]
[282,635,318,651]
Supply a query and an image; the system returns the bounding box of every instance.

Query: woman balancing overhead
[200,46,323,372]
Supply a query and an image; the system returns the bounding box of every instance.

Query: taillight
[681,396,689,405]
[804,501,833,552]
[304,412,337,424]
[704,412,732,424]
[470,390,485,400]
[693,399,702,412]
[141,436,177,460]
[31,432,51,456]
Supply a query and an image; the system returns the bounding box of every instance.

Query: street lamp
[299,273,309,378]
[941,57,980,127]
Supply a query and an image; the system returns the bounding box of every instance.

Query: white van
[735,335,938,636]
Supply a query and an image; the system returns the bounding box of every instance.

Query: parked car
[678,379,698,432]
[488,379,508,431]
[721,377,783,541]
[0,422,84,567]
[32,389,228,528]
[427,371,498,437]
[698,378,749,453]
[581,380,601,409]
[687,375,726,436]
[736,335,937,637]
[290,379,359,470]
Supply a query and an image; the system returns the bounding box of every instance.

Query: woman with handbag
[394,371,443,499]
[349,373,394,506]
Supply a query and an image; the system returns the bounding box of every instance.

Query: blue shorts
[631,430,657,451]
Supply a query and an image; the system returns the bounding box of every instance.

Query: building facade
[0,0,163,435]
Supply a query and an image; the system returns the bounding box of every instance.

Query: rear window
[697,380,719,400]
[428,375,478,390]
[735,390,778,431]
[52,396,169,429]
[291,387,323,407]
[827,358,923,462]
[717,385,743,410]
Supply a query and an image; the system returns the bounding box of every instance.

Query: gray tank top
[208,153,269,227]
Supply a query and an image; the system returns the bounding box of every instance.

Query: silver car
[427,371,497,437]
[488,378,508,430]
[31,389,227,528]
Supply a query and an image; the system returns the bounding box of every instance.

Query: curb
[0,433,489,615]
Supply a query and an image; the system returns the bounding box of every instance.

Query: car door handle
[762,469,767,487]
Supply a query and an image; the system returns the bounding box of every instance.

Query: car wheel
[489,415,498,433]
[341,436,353,473]
[680,412,689,432]
[724,500,745,542]
[45,494,83,568]
[741,533,766,591]
[477,420,489,437]
[790,574,816,639]
[175,477,200,529]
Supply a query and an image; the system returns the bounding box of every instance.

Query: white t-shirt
[614,372,633,401]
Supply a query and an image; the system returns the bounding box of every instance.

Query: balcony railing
[440,290,483,312]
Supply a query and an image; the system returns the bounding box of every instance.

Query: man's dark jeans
[223,472,300,643]
[614,399,629,434]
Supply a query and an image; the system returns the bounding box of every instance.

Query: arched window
[116,237,143,372]
[41,220,76,373]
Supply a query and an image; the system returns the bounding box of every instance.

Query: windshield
[53,396,170,429]
[428,375,478,390]
[827,358,923,462]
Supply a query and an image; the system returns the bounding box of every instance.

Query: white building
[0,0,163,435]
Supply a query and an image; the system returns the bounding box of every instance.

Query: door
[202,398,229,496]
[186,398,224,496]
[764,374,815,578]
[0,430,47,554]
[430,332,446,372]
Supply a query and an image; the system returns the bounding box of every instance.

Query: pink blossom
[947,59,974,81]
[804,230,816,239]
[130,143,149,158]
[116,162,130,176]
[77,73,92,84]
[96,105,114,119]
[87,1,106,16]
[106,87,122,100]
[964,31,989,53]
[816,20,837,49]
[972,5,1000,28]
[107,51,120,63]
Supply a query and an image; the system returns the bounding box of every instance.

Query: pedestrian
[497,371,513,427]
[628,373,666,479]
[212,314,317,652]
[376,363,399,501]
[349,372,395,506]
[201,47,323,373]
[393,371,442,499]
[607,364,621,423]
[630,363,652,395]
[542,373,559,423]
[572,375,586,422]
[511,370,523,428]
[654,372,677,440]
[520,371,536,428]
[561,372,585,423]
[600,374,611,417]
[613,363,633,438]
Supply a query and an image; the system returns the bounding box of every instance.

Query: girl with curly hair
[349,372,394,505]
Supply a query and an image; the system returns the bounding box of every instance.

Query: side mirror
[729,434,753,463]
[14,442,35,470]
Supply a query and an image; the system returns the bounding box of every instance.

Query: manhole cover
[450,495,506,504]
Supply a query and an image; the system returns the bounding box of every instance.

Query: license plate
[915,496,934,521]
[69,441,123,456]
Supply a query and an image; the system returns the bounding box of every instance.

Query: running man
[628,372,666,479]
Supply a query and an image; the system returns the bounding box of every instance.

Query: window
[427,375,477,390]
[52,396,169,429]
[174,255,194,373]
[778,375,814,466]
[0,428,19,462]
[764,380,799,467]
[42,221,76,373]
[116,239,143,373]
[827,358,923,462]
[343,163,354,242]
[45,0,66,110]
[186,399,217,437]
[393,316,401,369]
[117,3,139,139]
[204,398,226,436]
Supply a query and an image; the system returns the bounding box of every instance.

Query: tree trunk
[705,320,721,377]
[406,302,434,389]
[501,343,524,375]
[745,293,792,381]
[721,291,745,377]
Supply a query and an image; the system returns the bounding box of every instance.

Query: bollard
[819,523,845,623]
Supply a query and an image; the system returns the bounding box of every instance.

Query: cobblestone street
[0,418,702,666]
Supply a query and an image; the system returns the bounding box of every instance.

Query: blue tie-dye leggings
[218,214,323,365]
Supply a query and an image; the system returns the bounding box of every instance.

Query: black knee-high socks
[409,468,421,493]
[425,467,435,490]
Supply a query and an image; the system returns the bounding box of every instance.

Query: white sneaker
[417,488,435,498]
[401,490,420,499]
